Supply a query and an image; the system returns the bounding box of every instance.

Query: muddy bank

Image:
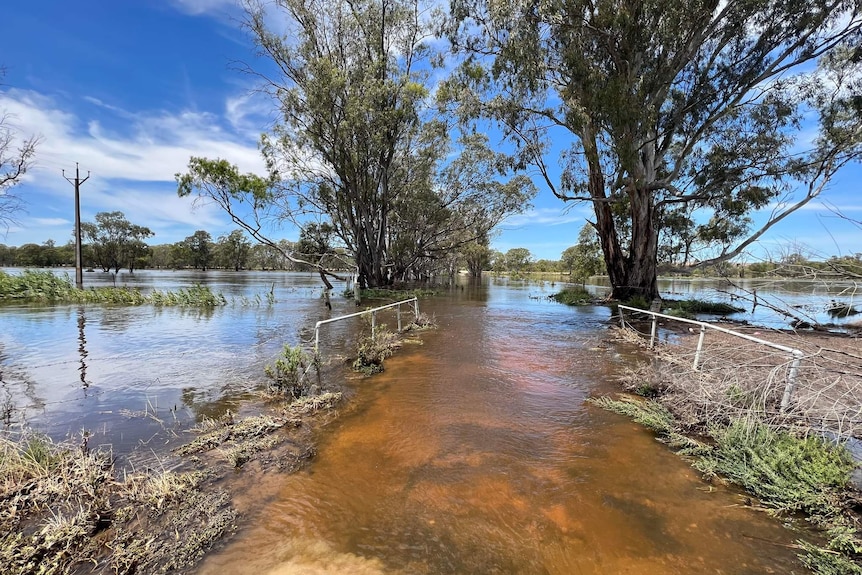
[0,391,339,575]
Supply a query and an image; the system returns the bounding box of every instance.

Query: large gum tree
[443,0,862,299]
[246,0,437,288]
[180,0,534,289]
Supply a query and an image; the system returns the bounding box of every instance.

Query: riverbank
[598,323,862,574]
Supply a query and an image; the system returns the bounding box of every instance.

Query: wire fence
[617,305,862,440]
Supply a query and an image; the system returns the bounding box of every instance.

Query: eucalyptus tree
[244,0,435,288]
[444,0,862,299]
[183,230,214,271]
[80,211,153,273]
[215,230,252,271]
[179,0,533,289]
[386,130,536,280]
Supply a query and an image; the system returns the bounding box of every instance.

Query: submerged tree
[183,230,214,271]
[216,229,252,271]
[444,0,862,299]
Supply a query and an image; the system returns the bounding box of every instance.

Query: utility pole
[63,163,90,289]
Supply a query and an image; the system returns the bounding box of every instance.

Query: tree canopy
[80,211,153,274]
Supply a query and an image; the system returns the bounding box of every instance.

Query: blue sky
[1,0,860,262]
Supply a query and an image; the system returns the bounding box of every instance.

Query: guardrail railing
[617,305,805,413]
[314,297,420,352]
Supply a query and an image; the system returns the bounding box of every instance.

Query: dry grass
[614,321,862,440]
[0,433,237,574]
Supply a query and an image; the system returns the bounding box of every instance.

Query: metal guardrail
[617,305,805,413]
[314,297,420,352]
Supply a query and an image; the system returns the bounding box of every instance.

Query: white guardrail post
[692,325,707,371]
[314,297,419,353]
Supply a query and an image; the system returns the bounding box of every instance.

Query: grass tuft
[551,286,592,305]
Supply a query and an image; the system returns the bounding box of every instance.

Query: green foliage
[550,286,592,305]
[504,247,533,272]
[663,299,744,316]
[0,270,226,307]
[696,421,854,515]
[265,345,314,399]
[560,225,605,282]
[81,211,153,273]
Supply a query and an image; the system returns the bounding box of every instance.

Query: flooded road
[198,279,803,575]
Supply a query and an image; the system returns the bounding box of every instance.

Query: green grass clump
[0,270,225,307]
[591,396,862,573]
[695,420,855,515]
[551,286,592,305]
[663,298,744,316]
[264,345,316,399]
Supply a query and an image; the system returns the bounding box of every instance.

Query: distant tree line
[3,212,859,283]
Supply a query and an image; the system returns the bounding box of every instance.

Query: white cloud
[503,206,591,228]
[33,218,69,226]
[0,87,270,245]
[169,0,240,16]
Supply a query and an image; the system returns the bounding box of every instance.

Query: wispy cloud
[33,218,70,226]
[503,206,591,228]
[168,0,240,17]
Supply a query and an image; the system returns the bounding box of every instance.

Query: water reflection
[0,271,346,449]
[77,306,89,387]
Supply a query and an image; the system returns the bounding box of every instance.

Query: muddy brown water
[197,281,805,575]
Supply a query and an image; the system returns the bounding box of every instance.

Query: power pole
[63,163,90,289]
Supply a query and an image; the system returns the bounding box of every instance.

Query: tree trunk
[616,187,659,301]
[585,127,659,301]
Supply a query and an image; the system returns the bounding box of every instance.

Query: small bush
[265,345,314,398]
[352,329,398,374]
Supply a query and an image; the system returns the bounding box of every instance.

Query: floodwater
[196,277,805,575]
[1,271,817,572]
[0,270,357,454]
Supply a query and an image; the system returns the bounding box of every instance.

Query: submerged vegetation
[0,270,226,306]
[351,313,436,375]
[550,286,593,305]
[265,344,318,399]
[661,299,745,318]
